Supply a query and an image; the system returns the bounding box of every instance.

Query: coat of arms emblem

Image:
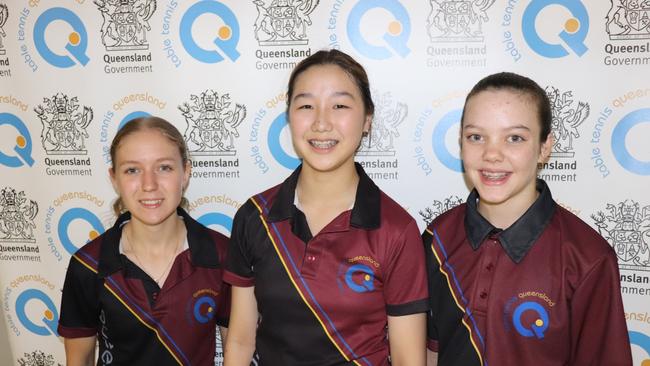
[0,187,38,243]
[95,0,156,50]
[419,195,463,225]
[34,93,93,155]
[17,350,62,366]
[0,3,8,55]
[357,92,407,157]
[427,0,495,42]
[606,0,650,40]
[591,200,650,270]
[545,87,589,158]
[179,90,246,156]
[253,0,318,46]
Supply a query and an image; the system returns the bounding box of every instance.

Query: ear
[182,160,191,191]
[363,114,372,133]
[538,133,553,163]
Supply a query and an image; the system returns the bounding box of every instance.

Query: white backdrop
[0,0,649,365]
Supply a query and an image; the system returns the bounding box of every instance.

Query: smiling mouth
[139,199,163,207]
[481,170,510,180]
[309,139,338,149]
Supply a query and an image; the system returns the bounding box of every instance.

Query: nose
[483,140,504,162]
[311,107,333,132]
[141,169,158,191]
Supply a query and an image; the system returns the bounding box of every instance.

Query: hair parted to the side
[286,48,375,117]
[461,71,552,142]
[109,116,190,216]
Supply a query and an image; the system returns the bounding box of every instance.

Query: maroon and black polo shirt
[424,179,632,365]
[224,163,428,365]
[58,208,230,366]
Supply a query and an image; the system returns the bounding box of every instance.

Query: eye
[507,135,526,143]
[465,134,482,142]
[159,164,173,172]
[296,104,313,110]
[333,104,349,109]
[124,167,139,174]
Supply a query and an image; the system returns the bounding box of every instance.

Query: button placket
[473,239,500,313]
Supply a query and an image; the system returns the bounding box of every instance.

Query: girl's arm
[223,285,258,366]
[64,336,96,366]
[388,313,426,366]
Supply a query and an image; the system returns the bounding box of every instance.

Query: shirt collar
[465,179,556,263]
[98,207,220,277]
[267,162,381,229]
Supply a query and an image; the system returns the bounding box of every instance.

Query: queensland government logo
[355,91,406,181]
[253,0,317,71]
[0,188,40,263]
[591,199,650,273]
[425,0,493,68]
[328,0,411,60]
[604,0,650,66]
[34,93,94,177]
[96,0,156,74]
[0,3,10,77]
[501,0,588,62]
[17,350,63,366]
[4,275,59,338]
[179,89,246,179]
[537,86,589,183]
[418,195,463,226]
[161,0,240,68]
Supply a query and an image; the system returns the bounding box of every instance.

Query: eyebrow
[463,123,532,131]
[116,157,176,167]
[292,91,356,101]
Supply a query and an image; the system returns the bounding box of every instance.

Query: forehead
[293,64,360,94]
[464,89,540,126]
[114,129,181,161]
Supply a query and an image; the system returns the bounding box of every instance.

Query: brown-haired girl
[58,116,229,366]
[224,49,428,366]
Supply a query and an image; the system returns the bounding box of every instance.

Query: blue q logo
[58,208,105,255]
[0,113,35,168]
[193,296,216,324]
[268,112,300,170]
[119,111,151,130]
[347,0,411,60]
[432,109,463,173]
[629,331,650,363]
[15,289,59,336]
[33,8,89,67]
[512,301,549,339]
[611,108,650,175]
[180,1,240,63]
[522,0,589,58]
[197,212,233,235]
[344,264,375,293]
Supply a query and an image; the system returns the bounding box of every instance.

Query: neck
[477,190,538,229]
[297,162,359,208]
[125,213,184,253]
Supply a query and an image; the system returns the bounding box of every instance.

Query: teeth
[309,140,337,149]
[482,171,507,179]
[140,200,162,205]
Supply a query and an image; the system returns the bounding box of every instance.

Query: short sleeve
[569,251,632,365]
[57,253,101,338]
[383,219,429,316]
[422,227,440,351]
[223,201,257,287]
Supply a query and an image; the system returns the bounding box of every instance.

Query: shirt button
[485,263,494,271]
[479,291,488,299]
[306,255,316,262]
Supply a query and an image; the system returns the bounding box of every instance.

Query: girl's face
[109,129,190,228]
[288,64,371,175]
[461,89,552,215]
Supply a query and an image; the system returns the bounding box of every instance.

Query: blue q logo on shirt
[512,301,549,339]
[344,264,375,293]
[179,1,240,63]
[15,289,59,336]
[193,295,217,324]
[611,108,650,175]
[522,0,589,58]
[347,0,411,60]
[33,8,89,68]
[268,112,300,171]
[0,113,35,168]
[432,109,463,173]
[58,207,105,255]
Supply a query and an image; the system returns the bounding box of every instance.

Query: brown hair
[286,49,375,117]
[461,72,552,142]
[109,116,190,216]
